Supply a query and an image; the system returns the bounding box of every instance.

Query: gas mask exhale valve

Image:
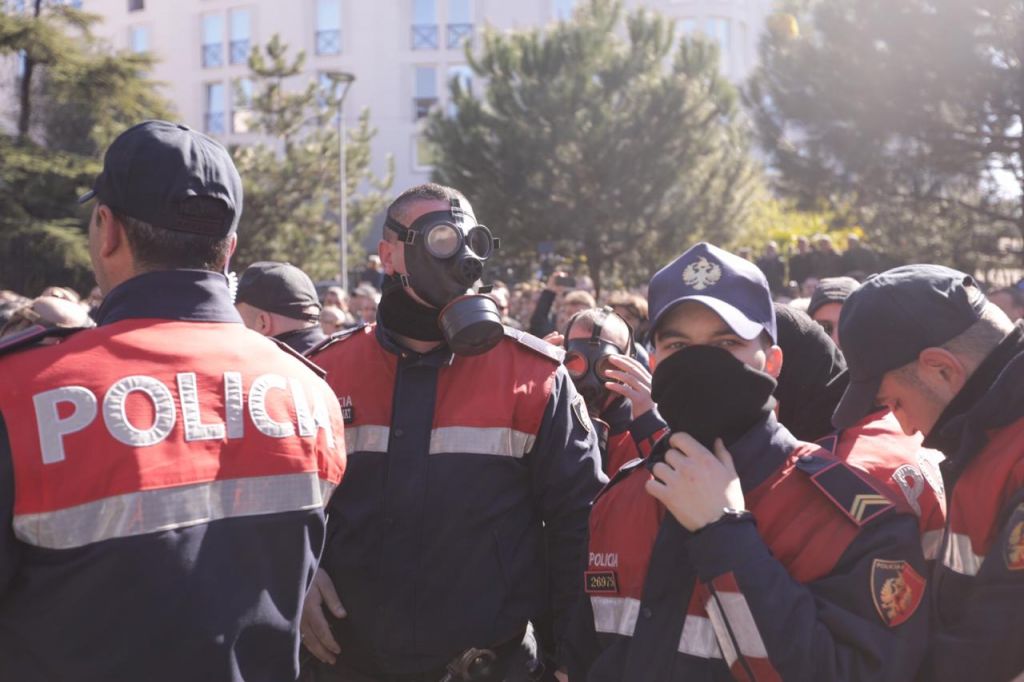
[384,198,504,356]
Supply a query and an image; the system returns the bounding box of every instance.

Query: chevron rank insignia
[798,455,895,526]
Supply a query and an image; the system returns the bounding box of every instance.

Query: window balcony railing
[413,96,438,121]
[229,39,250,65]
[446,23,473,49]
[205,112,226,134]
[316,29,341,55]
[411,24,439,50]
[201,43,223,68]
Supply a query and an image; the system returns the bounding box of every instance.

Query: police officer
[561,307,661,476]
[235,260,327,354]
[301,183,604,682]
[0,120,347,682]
[565,243,928,681]
[832,265,1024,681]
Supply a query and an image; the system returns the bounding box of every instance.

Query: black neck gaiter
[377,276,445,342]
[651,345,778,450]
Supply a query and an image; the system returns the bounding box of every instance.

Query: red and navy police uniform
[818,409,947,562]
[566,412,929,681]
[307,322,605,679]
[0,271,346,682]
[592,400,666,477]
[924,323,1024,681]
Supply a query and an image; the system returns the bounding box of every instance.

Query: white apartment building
[2,0,773,193]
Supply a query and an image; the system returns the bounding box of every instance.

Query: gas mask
[383,198,504,356]
[563,310,634,415]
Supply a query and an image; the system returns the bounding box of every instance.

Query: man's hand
[644,433,745,532]
[543,331,565,347]
[300,568,346,664]
[603,354,653,420]
[554,671,569,682]
[546,271,570,295]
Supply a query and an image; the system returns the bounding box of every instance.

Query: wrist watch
[697,507,754,533]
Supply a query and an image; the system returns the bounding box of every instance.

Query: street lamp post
[327,71,356,289]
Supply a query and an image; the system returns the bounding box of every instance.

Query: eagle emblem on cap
[682,257,722,291]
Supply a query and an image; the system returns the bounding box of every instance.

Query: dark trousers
[303,625,549,682]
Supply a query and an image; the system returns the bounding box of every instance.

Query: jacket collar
[94,270,242,326]
[729,412,800,494]
[374,321,455,368]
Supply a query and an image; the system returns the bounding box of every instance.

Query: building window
[232,77,254,133]
[411,0,437,50]
[202,14,224,68]
[229,8,251,65]
[127,0,143,12]
[446,0,472,49]
[553,0,576,21]
[446,64,472,116]
[414,133,436,170]
[128,25,148,53]
[705,17,730,72]
[315,0,341,55]
[413,65,437,120]
[205,82,226,134]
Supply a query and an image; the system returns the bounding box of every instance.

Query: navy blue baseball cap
[832,264,986,429]
[648,242,777,342]
[79,120,243,238]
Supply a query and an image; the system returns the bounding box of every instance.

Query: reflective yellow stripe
[14,472,328,550]
[922,529,944,561]
[344,425,390,453]
[345,425,535,458]
[592,596,722,659]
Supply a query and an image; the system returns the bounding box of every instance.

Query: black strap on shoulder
[0,324,84,357]
[306,323,366,358]
[503,326,564,363]
[795,450,897,527]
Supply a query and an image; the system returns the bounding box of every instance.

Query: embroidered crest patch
[682,257,722,291]
[871,559,925,627]
[571,393,592,435]
[1004,503,1024,571]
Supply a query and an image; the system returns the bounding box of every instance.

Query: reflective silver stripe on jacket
[14,472,329,550]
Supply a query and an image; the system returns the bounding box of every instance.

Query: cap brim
[77,189,97,204]
[652,295,765,341]
[832,374,882,430]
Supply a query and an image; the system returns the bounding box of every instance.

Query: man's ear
[918,347,968,394]
[96,205,125,259]
[765,345,784,379]
[256,310,275,336]
[379,239,396,275]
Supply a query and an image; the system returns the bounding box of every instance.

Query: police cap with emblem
[648,242,777,343]
[832,264,987,429]
[79,120,243,238]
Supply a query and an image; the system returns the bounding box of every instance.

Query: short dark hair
[117,212,233,272]
[383,183,468,239]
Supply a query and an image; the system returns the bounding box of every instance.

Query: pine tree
[748,0,1023,272]
[426,0,760,295]
[230,35,394,282]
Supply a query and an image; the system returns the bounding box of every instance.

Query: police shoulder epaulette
[268,337,327,379]
[814,431,840,455]
[795,449,897,527]
[0,324,85,357]
[503,327,565,363]
[306,323,367,357]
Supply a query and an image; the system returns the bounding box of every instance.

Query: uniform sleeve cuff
[629,408,666,446]
[685,517,770,582]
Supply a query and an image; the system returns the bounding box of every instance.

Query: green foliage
[230,35,394,281]
[729,195,859,255]
[426,0,760,295]
[0,3,171,295]
[747,0,1023,273]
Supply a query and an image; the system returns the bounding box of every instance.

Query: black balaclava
[773,303,849,441]
[650,344,778,451]
[377,274,446,342]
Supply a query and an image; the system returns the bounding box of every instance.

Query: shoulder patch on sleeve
[0,324,84,356]
[306,323,367,358]
[268,337,327,379]
[796,449,897,526]
[503,327,565,363]
[871,558,925,627]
